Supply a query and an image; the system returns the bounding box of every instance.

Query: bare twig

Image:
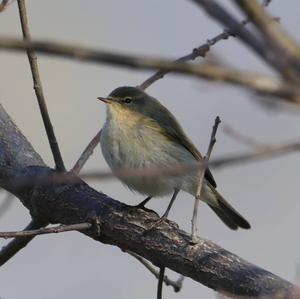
[190,0,299,82]
[191,116,221,242]
[0,223,91,239]
[234,0,300,65]
[0,192,14,218]
[139,0,272,90]
[17,0,65,171]
[128,251,184,292]
[157,266,165,299]
[140,45,209,90]
[0,219,46,266]
[71,130,101,175]
[139,0,274,90]
[1,38,300,104]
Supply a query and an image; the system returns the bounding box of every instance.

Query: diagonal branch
[139,0,274,90]
[190,0,300,82]
[0,37,300,104]
[0,99,296,298]
[234,0,300,63]
[17,0,65,171]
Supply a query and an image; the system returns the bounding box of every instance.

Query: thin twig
[71,130,101,175]
[139,20,243,90]
[234,0,300,65]
[157,266,165,299]
[0,219,46,266]
[139,45,208,90]
[139,0,273,90]
[0,223,91,239]
[17,0,65,171]
[191,116,221,242]
[1,38,300,103]
[190,0,299,82]
[0,192,14,218]
[128,251,184,292]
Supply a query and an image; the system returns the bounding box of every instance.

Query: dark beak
[97,97,113,104]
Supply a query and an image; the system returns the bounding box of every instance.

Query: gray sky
[1,1,300,299]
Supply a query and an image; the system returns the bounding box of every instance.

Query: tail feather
[207,186,251,230]
[208,205,239,230]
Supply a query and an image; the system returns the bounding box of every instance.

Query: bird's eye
[124,97,132,104]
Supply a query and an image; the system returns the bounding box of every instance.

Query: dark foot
[127,204,156,214]
[125,199,158,216]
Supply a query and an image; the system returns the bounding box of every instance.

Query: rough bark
[0,104,295,298]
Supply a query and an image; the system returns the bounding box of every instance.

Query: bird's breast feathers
[100,108,197,196]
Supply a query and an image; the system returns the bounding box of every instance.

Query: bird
[98,86,250,231]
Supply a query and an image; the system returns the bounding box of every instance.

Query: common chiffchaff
[98,86,250,230]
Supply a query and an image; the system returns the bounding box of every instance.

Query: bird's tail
[207,186,251,230]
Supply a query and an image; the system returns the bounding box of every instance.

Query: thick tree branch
[17,0,65,171]
[0,38,300,104]
[0,104,296,297]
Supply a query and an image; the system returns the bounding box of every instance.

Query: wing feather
[147,99,217,188]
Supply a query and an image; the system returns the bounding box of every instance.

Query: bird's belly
[100,124,197,197]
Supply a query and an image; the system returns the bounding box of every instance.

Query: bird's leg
[148,189,179,229]
[161,189,179,219]
[135,196,152,209]
[126,196,157,215]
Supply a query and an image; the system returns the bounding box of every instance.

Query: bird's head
[98,86,161,119]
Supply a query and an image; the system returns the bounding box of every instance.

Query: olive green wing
[148,100,217,188]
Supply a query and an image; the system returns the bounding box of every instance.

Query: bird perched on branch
[98,86,250,232]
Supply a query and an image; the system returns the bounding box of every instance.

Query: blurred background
[0,1,300,298]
